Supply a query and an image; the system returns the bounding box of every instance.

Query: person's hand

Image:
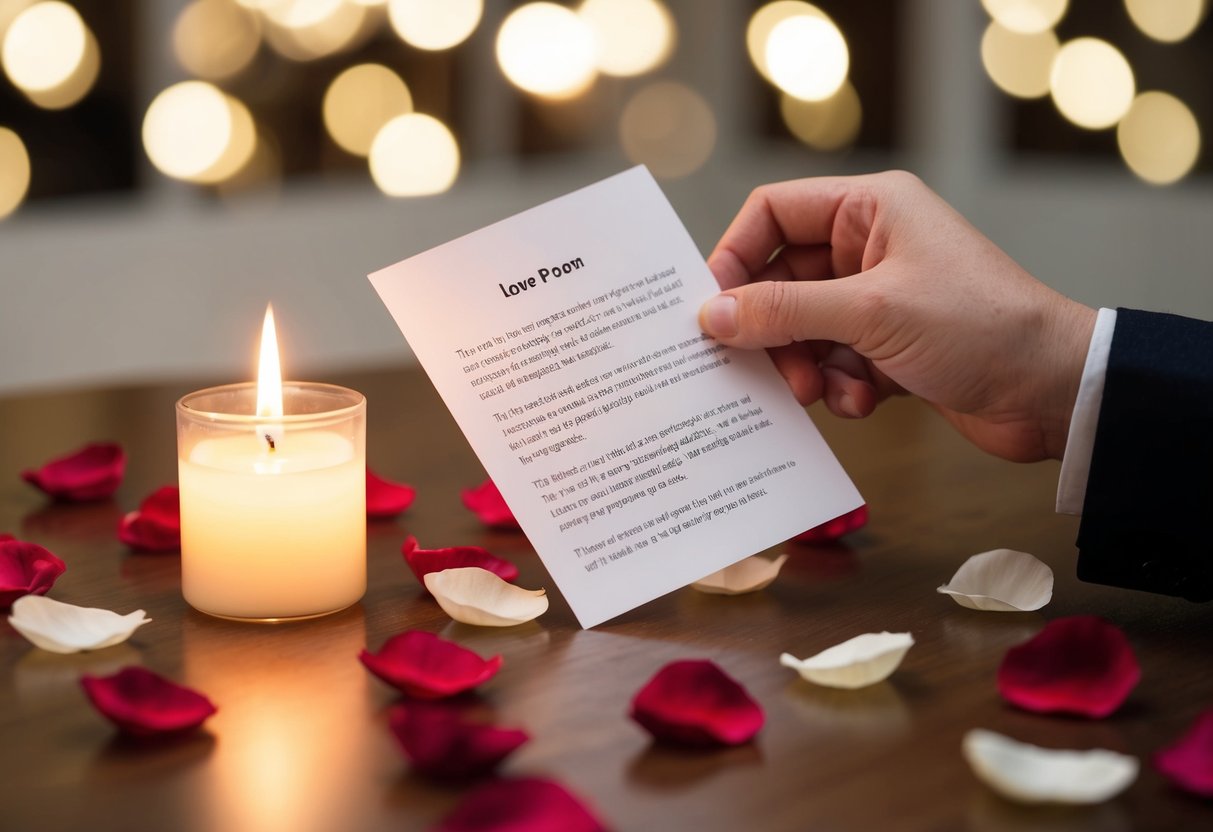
[698,171,1096,463]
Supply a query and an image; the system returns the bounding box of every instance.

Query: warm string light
[0,126,30,220]
[1,1,100,109]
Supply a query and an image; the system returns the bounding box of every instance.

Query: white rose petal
[691,554,789,595]
[424,567,548,627]
[937,548,1053,612]
[8,595,151,654]
[963,728,1138,804]
[780,631,914,689]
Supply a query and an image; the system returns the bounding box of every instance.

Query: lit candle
[176,305,366,621]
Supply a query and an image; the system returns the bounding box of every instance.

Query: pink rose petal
[22,442,126,502]
[1156,709,1213,798]
[792,505,868,544]
[0,533,14,541]
[0,539,67,609]
[359,630,503,699]
[81,666,216,737]
[461,479,520,530]
[434,777,608,832]
[388,703,528,779]
[402,536,519,589]
[367,468,416,519]
[117,486,181,552]
[998,616,1140,718]
[629,659,764,747]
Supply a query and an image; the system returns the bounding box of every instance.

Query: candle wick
[265,433,276,452]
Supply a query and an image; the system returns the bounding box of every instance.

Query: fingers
[818,344,877,418]
[768,342,825,405]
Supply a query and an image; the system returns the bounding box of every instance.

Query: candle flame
[257,304,283,451]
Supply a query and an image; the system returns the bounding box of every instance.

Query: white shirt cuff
[1056,307,1117,515]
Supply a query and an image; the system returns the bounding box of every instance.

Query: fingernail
[701,295,738,338]
[839,392,861,418]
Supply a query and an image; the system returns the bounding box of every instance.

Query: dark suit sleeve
[1076,308,1213,601]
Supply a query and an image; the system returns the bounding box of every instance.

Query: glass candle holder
[176,382,366,622]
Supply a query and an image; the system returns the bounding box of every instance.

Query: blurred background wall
[1,0,1210,394]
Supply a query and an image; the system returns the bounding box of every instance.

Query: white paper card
[370,167,862,627]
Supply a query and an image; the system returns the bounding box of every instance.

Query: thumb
[698,277,873,349]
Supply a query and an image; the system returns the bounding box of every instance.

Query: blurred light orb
[1050,38,1134,129]
[980,0,1068,34]
[1125,0,1206,43]
[387,0,482,51]
[263,0,370,61]
[779,81,862,151]
[1117,91,1201,185]
[765,13,848,102]
[2,2,90,93]
[747,1,822,82]
[980,21,1058,99]
[0,126,30,220]
[324,63,413,157]
[496,2,597,99]
[143,81,256,184]
[23,24,97,109]
[369,113,460,197]
[619,81,716,180]
[579,0,674,77]
[173,0,261,81]
[264,0,344,29]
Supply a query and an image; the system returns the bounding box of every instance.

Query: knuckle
[880,169,923,191]
[749,281,799,343]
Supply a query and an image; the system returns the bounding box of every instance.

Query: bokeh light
[369,113,460,196]
[143,81,257,184]
[765,13,848,102]
[262,0,371,61]
[387,0,482,51]
[496,2,597,99]
[0,126,30,221]
[1050,38,1134,130]
[1124,0,1207,43]
[579,0,674,77]
[23,24,97,109]
[2,2,90,93]
[980,21,1058,99]
[619,81,716,180]
[323,63,413,157]
[980,0,1068,34]
[173,0,261,81]
[1117,91,1201,185]
[747,1,823,83]
[779,81,862,151]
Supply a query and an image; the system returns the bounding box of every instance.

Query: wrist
[1041,298,1097,460]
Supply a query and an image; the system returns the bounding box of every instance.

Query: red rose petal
[997,616,1140,718]
[359,630,503,699]
[629,659,764,747]
[388,703,528,779]
[792,505,868,544]
[367,468,416,519]
[402,536,519,588]
[0,539,67,609]
[1156,709,1213,797]
[0,533,14,541]
[117,486,181,552]
[460,479,520,530]
[80,666,216,737]
[434,777,608,832]
[21,442,126,502]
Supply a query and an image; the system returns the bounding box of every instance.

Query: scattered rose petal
[691,554,789,595]
[998,616,1139,718]
[792,504,868,543]
[460,479,520,530]
[937,548,1053,612]
[424,567,547,627]
[403,536,519,588]
[359,630,503,699]
[963,728,1138,804]
[780,632,914,690]
[1155,709,1213,797]
[21,442,126,502]
[388,703,528,779]
[0,539,67,609]
[0,532,14,541]
[630,659,764,747]
[367,468,416,518]
[117,486,181,552]
[81,666,216,737]
[9,595,150,654]
[434,777,608,832]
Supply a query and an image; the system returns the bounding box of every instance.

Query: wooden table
[2,367,1211,832]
